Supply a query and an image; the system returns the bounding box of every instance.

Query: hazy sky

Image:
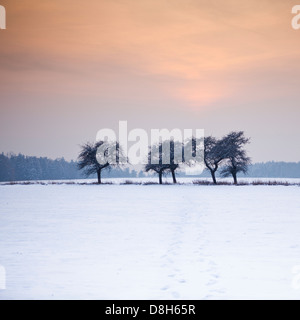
[1,0,300,162]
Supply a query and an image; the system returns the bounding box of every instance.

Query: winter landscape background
[1,0,300,301]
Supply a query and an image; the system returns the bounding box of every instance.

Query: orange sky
[0,0,300,161]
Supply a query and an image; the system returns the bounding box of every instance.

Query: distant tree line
[245,162,300,178]
[0,153,82,182]
[197,161,300,179]
[0,153,142,182]
[1,138,300,183]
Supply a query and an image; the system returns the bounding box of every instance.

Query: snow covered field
[1,182,300,300]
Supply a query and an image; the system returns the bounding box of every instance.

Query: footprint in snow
[206,277,217,285]
[161,285,170,291]
[178,279,186,283]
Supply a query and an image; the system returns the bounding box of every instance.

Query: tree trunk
[210,169,217,184]
[232,172,237,185]
[159,171,163,184]
[97,169,102,184]
[171,169,177,184]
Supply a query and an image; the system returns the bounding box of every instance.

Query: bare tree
[145,163,169,184]
[168,139,182,184]
[203,136,226,184]
[78,141,124,184]
[220,131,251,184]
[145,143,170,184]
[145,140,183,184]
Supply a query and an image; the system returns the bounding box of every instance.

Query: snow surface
[0,183,300,300]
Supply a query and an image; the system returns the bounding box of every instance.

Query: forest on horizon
[0,153,300,182]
